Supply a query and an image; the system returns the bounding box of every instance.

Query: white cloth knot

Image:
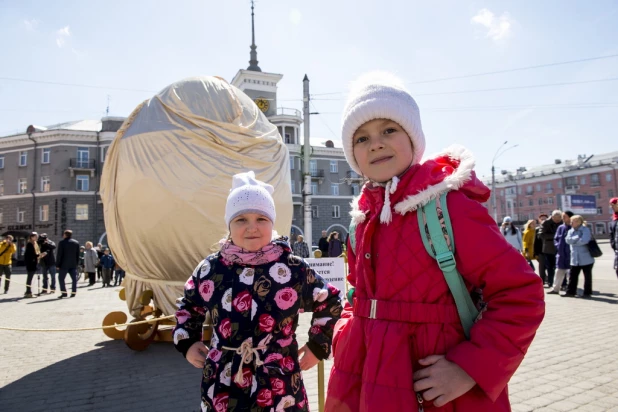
[380,175,400,224]
[222,341,266,385]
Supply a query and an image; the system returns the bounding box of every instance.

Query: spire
[247,0,262,72]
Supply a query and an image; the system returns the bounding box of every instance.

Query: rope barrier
[1,275,120,293]
[0,314,176,332]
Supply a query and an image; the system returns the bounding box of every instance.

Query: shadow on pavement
[0,340,203,412]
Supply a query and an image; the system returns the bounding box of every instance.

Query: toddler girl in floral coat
[174,171,342,412]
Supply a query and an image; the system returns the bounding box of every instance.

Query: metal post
[491,165,497,222]
[318,361,325,412]
[302,75,312,248]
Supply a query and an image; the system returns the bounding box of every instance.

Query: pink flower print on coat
[274,287,298,310]
[176,309,191,324]
[199,280,215,302]
[270,377,286,395]
[281,321,293,337]
[257,389,273,407]
[235,368,253,388]
[232,290,252,313]
[207,348,222,362]
[279,356,295,372]
[277,336,293,347]
[184,277,195,291]
[258,314,276,332]
[212,393,229,412]
[276,395,296,411]
[264,353,283,364]
[218,318,232,339]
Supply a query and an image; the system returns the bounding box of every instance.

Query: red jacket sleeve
[444,191,545,401]
[332,237,356,353]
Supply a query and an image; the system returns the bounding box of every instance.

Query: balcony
[346,170,364,184]
[310,169,324,183]
[69,158,96,177]
[545,189,554,194]
[565,185,579,194]
[277,107,301,117]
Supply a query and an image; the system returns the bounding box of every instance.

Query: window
[595,222,607,234]
[536,184,541,192]
[566,176,577,186]
[17,208,25,223]
[538,198,543,205]
[41,148,51,164]
[597,207,603,215]
[500,190,504,197]
[76,175,89,191]
[0,156,4,169]
[609,190,614,198]
[290,180,295,194]
[580,176,586,185]
[333,205,340,218]
[40,205,49,222]
[591,173,600,186]
[76,204,89,220]
[546,182,552,192]
[519,201,523,207]
[607,173,613,182]
[285,133,291,144]
[18,178,27,194]
[526,186,533,195]
[352,184,360,196]
[330,160,338,173]
[19,151,27,166]
[548,197,554,205]
[311,183,317,195]
[558,180,563,188]
[41,176,50,192]
[528,199,533,206]
[311,205,319,218]
[309,160,317,174]
[0,209,3,224]
[0,180,3,196]
[289,156,294,170]
[595,191,601,200]
[517,187,522,195]
[331,184,339,196]
[102,146,109,163]
[77,147,89,168]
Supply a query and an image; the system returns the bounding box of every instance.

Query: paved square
[1,242,617,411]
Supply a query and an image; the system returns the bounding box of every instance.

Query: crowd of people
[291,230,347,259]
[0,229,124,299]
[501,203,608,298]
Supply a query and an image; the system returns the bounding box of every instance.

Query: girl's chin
[238,239,270,251]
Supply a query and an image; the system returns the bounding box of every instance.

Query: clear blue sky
[1,0,617,179]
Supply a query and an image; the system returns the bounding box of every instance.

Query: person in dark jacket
[609,198,618,279]
[318,230,329,257]
[38,233,57,294]
[23,233,40,298]
[96,243,104,281]
[100,248,116,287]
[328,231,343,258]
[548,211,573,294]
[56,230,81,298]
[540,210,562,288]
[535,213,548,283]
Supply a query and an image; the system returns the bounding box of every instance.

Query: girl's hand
[186,342,209,369]
[413,355,476,408]
[298,345,319,371]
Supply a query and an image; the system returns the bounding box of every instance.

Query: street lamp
[491,141,519,222]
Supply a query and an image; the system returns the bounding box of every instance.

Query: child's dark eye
[355,136,368,144]
[384,127,397,134]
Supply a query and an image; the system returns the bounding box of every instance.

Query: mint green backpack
[347,192,479,338]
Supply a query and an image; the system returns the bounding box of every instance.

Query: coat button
[365,253,371,259]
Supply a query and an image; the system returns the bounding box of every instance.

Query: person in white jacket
[501,216,523,252]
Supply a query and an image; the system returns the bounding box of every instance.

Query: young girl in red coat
[325,73,545,411]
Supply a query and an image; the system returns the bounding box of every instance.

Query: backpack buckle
[436,251,456,272]
[369,299,377,319]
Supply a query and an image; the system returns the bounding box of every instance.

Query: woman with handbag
[564,216,595,298]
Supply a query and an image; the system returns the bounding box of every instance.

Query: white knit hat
[341,72,426,176]
[225,171,276,227]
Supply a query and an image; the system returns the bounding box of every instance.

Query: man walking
[0,235,17,294]
[548,211,573,294]
[318,230,329,258]
[56,230,80,298]
[535,214,548,284]
[38,233,57,294]
[609,198,618,279]
[292,235,310,258]
[540,210,562,288]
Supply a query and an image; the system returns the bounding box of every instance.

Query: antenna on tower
[106,95,111,116]
[247,0,262,72]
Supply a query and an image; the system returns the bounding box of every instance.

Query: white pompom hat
[225,171,276,227]
[341,72,426,176]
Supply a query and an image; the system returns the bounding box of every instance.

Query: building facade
[486,152,618,237]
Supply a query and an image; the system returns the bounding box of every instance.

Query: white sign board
[305,258,346,300]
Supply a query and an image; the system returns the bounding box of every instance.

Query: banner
[305,258,346,300]
[560,195,597,215]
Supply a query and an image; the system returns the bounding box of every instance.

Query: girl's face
[229,213,274,252]
[352,119,414,183]
[572,218,582,229]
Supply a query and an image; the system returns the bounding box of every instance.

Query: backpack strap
[418,192,478,339]
[348,220,357,257]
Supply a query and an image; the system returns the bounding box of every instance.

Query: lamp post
[491,141,519,222]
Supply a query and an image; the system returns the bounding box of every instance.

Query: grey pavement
[1,242,617,411]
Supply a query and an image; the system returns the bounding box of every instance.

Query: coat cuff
[306,339,328,361]
[175,338,199,358]
[446,341,514,402]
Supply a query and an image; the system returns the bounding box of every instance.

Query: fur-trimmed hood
[350,145,490,225]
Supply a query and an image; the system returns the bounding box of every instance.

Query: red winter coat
[325,146,545,411]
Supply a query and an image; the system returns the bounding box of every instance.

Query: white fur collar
[348,144,476,221]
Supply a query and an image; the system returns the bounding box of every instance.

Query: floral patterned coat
[174,240,342,412]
